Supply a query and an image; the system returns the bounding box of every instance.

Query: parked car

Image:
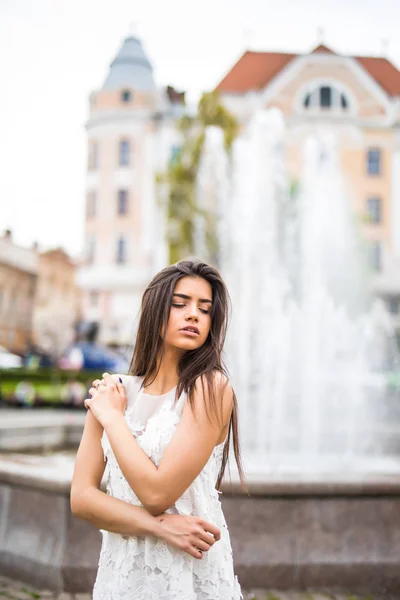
[59,341,129,372]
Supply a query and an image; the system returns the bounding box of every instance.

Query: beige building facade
[79,38,400,345]
[33,248,81,358]
[77,35,184,346]
[217,44,400,325]
[0,231,36,355]
[0,230,80,357]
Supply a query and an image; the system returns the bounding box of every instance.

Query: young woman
[71,259,245,599]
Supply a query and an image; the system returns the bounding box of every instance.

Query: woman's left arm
[90,373,232,516]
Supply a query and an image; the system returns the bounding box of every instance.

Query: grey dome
[102,36,155,92]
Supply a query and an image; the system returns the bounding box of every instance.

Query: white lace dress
[93,374,242,600]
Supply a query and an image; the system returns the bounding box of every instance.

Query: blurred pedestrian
[15,380,35,408]
[61,379,86,408]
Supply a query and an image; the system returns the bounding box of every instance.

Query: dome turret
[102,35,155,92]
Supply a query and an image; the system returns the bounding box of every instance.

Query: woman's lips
[180,329,199,337]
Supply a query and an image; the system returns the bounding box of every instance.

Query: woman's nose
[186,305,199,320]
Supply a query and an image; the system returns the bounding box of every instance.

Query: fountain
[192,110,400,593]
[197,109,400,478]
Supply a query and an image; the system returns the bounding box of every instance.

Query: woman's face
[164,276,212,352]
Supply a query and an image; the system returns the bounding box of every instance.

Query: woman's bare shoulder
[194,370,230,392]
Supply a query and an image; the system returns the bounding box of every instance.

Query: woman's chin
[171,339,202,352]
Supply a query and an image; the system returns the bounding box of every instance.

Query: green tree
[158,91,238,264]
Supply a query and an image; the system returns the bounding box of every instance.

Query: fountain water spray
[197,108,400,476]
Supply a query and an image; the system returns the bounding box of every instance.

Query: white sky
[1,0,400,257]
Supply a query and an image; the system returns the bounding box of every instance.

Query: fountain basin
[0,452,400,595]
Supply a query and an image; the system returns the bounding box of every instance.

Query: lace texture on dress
[93,375,242,600]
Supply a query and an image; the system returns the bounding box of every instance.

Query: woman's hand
[155,513,220,559]
[84,373,127,428]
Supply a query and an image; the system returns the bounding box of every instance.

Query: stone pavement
[0,576,386,600]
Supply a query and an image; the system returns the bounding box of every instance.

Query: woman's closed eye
[172,303,210,315]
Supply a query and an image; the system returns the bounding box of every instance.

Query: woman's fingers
[199,519,221,541]
[186,545,203,559]
[102,373,127,408]
[102,373,115,387]
[197,530,216,547]
[115,376,126,397]
[84,398,91,409]
[89,378,105,397]
[157,514,215,560]
[191,538,210,552]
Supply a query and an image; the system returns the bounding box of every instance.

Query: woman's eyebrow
[173,293,212,305]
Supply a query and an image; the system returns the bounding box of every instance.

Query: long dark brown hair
[129,258,246,492]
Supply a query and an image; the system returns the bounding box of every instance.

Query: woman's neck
[144,346,182,395]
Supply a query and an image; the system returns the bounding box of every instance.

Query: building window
[366,197,382,223]
[86,191,97,218]
[369,241,382,272]
[320,86,331,108]
[86,236,96,264]
[116,236,127,264]
[303,86,349,111]
[119,140,130,166]
[121,89,132,103]
[367,148,381,176]
[88,141,98,170]
[117,189,129,215]
[388,297,399,315]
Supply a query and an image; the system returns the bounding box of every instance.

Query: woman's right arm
[71,408,156,536]
[70,409,219,559]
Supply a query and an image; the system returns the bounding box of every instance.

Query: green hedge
[0,368,105,406]
[0,368,103,384]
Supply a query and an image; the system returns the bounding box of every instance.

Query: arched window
[302,85,350,112]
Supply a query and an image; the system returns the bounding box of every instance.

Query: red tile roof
[355,56,400,95]
[312,44,336,54]
[216,45,400,96]
[216,51,295,94]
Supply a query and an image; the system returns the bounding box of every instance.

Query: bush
[0,368,104,408]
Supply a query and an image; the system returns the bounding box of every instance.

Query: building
[33,248,81,359]
[0,230,37,354]
[77,35,185,347]
[216,44,400,325]
[0,230,80,358]
[78,37,400,344]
